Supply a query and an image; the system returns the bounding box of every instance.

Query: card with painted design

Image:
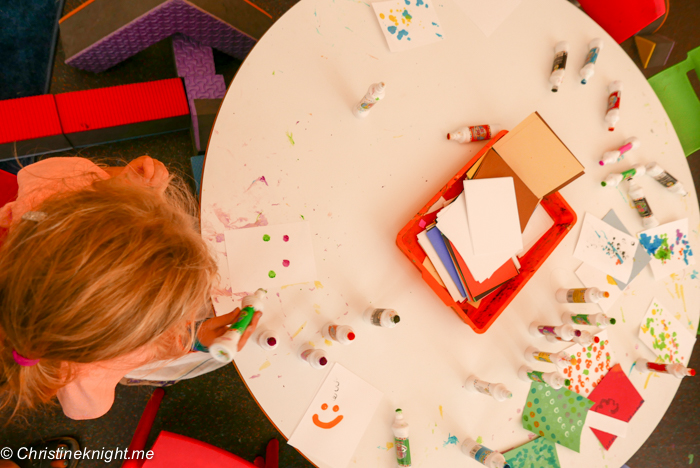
[224,222,317,293]
[637,218,695,279]
[372,0,444,53]
[504,437,560,468]
[561,329,615,397]
[638,298,696,364]
[601,210,651,290]
[573,212,638,284]
[288,363,383,468]
[522,383,594,452]
[574,263,624,313]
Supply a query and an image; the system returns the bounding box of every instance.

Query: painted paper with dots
[521,383,594,453]
[372,0,444,53]
[224,222,317,293]
[637,218,695,279]
[638,298,696,365]
[561,329,615,397]
[503,437,560,468]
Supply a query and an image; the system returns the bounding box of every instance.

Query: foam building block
[184,76,226,151]
[172,33,216,77]
[578,0,665,44]
[59,0,274,73]
[192,98,222,152]
[635,34,675,69]
[0,95,72,161]
[54,78,190,148]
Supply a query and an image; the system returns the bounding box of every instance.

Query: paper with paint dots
[372,0,444,53]
[503,436,561,468]
[521,383,594,453]
[561,329,615,397]
[637,218,695,280]
[223,222,317,293]
[638,298,696,365]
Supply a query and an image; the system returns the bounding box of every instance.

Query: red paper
[586,364,644,450]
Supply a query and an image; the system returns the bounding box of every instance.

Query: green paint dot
[263,234,271,241]
[268,270,276,278]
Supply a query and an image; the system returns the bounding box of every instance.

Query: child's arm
[196,308,263,352]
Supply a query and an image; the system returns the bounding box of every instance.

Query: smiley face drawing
[312,403,344,429]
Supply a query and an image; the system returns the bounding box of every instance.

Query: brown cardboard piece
[474,112,584,230]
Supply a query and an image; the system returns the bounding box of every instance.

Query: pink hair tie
[12,349,40,367]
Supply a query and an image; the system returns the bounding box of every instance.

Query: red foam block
[0,95,63,145]
[578,0,665,44]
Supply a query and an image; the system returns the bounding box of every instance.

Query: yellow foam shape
[635,35,657,69]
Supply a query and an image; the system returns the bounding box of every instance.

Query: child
[0,156,260,420]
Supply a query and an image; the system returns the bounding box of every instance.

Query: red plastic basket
[396,131,577,334]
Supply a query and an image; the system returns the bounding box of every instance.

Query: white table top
[201,0,700,466]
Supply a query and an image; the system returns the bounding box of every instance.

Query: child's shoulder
[18,157,108,181]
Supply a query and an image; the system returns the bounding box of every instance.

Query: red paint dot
[267,337,277,346]
[321,403,328,410]
[283,235,289,242]
[332,405,339,412]
[347,332,356,340]
[282,259,290,267]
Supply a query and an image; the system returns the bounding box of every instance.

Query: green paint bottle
[392,409,411,467]
[209,288,266,363]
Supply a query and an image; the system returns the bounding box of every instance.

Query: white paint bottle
[529,323,581,342]
[645,162,688,196]
[599,137,641,166]
[322,323,356,345]
[210,288,265,363]
[518,365,570,390]
[555,287,609,303]
[461,437,511,468]
[572,330,598,347]
[580,38,603,84]
[447,124,503,143]
[464,376,513,402]
[562,312,616,327]
[635,358,696,378]
[628,179,659,228]
[353,82,385,118]
[524,346,571,371]
[605,81,623,131]
[298,346,329,369]
[550,41,569,92]
[601,164,645,187]
[257,330,279,350]
[363,307,401,328]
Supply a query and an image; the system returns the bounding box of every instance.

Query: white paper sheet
[517,203,554,257]
[585,411,629,438]
[464,177,523,258]
[573,212,638,284]
[288,364,384,468]
[224,222,317,293]
[451,0,522,37]
[436,192,511,282]
[372,0,444,53]
[417,230,466,302]
[638,298,696,365]
[574,263,624,313]
[637,218,696,279]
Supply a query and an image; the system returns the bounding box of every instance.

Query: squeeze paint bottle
[645,162,688,196]
[461,437,511,468]
[257,330,279,350]
[605,81,623,131]
[321,323,356,345]
[572,330,598,347]
[579,38,604,84]
[518,366,570,390]
[549,41,569,92]
[555,287,610,304]
[210,288,266,363]
[363,307,401,328]
[599,137,641,166]
[628,179,659,228]
[392,409,412,467]
[635,358,696,378]
[298,346,328,369]
[353,82,386,118]
[529,323,582,342]
[562,312,616,327]
[524,346,571,371]
[601,164,646,187]
[464,376,513,402]
[447,124,503,143]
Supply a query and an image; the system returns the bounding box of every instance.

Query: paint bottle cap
[267,337,277,346]
[603,292,610,298]
[347,332,356,341]
[564,379,571,386]
[574,330,582,337]
[593,336,600,343]
[689,369,696,376]
[609,318,617,325]
[392,315,401,323]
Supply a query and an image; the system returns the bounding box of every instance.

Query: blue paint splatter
[691,270,698,279]
[387,25,397,34]
[416,0,424,5]
[397,29,409,40]
[639,233,664,256]
[404,0,410,4]
[402,9,412,20]
[436,33,442,37]
[628,362,636,377]
[431,21,438,26]
[443,434,458,447]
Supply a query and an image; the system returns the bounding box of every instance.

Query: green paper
[504,437,560,468]
[521,383,594,452]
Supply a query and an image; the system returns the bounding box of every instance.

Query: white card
[585,411,629,438]
[637,218,696,279]
[638,298,696,365]
[464,177,523,257]
[224,222,317,293]
[573,212,638,284]
[417,230,466,302]
[451,0,522,37]
[288,364,383,468]
[574,263,624,313]
[517,203,554,257]
[372,0,444,53]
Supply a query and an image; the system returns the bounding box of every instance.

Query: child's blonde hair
[0,173,217,418]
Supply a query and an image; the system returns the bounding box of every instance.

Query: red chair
[578,0,666,44]
[122,389,279,468]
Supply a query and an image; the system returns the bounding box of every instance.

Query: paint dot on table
[282,259,290,267]
[263,234,271,241]
[268,270,276,278]
[283,235,290,242]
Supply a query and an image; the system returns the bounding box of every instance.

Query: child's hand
[197,308,263,351]
[121,156,170,192]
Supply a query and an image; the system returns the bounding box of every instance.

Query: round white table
[201,0,700,466]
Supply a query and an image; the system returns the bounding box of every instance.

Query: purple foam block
[172,33,216,77]
[66,0,256,73]
[184,74,226,150]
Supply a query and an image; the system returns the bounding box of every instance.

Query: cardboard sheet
[561,329,615,397]
[639,298,696,364]
[504,437,560,468]
[602,210,652,289]
[372,0,444,53]
[637,218,695,279]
